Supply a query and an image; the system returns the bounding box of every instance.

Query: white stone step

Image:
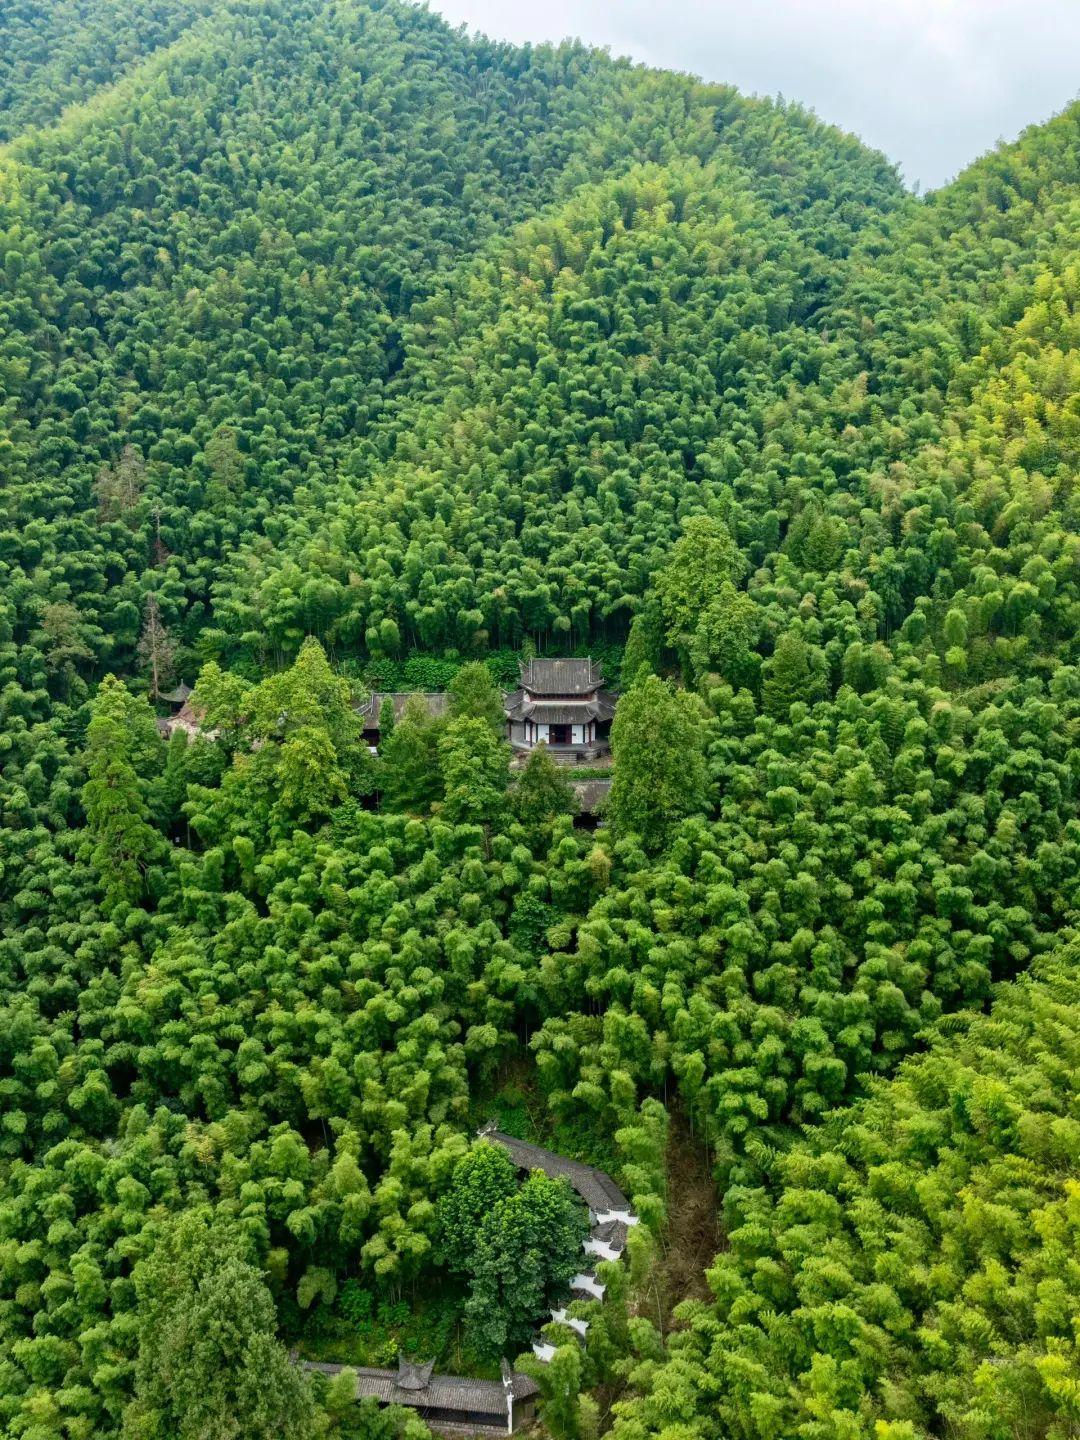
[551,1307,590,1336]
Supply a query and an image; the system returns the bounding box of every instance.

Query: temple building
[504,658,617,757]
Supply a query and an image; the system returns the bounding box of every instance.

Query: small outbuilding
[504,659,617,758]
[155,683,214,741]
[301,1354,539,1436]
[357,692,449,750]
[571,777,611,827]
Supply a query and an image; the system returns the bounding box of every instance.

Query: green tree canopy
[608,676,708,848]
[379,696,446,814]
[463,1172,587,1357]
[123,1212,318,1440]
[434,1142,519,1273]
[512,744,579,829]
[79,675,168,908]
[653,517,745,657]
[438,715,510,828]
[448,661,506,732]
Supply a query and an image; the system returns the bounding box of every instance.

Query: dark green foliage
[377,696,396,743]
[512,745,579,829]
[0,0,212,140]
[610,942,1080,1440]
[434,1143,519,1274]
[760,628,827,718]
[463,1172,588,1357]
[608,676,709,847]
[79,675,168,908]
[438,715,510,828]
[509,891,560,957]
[378,695,445,813]
[123,1212,318,1440]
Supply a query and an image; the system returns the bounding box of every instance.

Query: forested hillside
[2,3,1079,1437]
[611,940,1080,1440]
[0,0,213,140]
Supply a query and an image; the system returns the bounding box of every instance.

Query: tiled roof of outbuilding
[357,692,449,725]
[478,1129,629,1214]
[301,1358,538,1413]
[571,779,612,815]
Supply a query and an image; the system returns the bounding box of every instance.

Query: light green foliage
[536,669,1080,1176]
[190,661,254,743]
[620,604,664,687]
[535,1343,586,1440]
[448,662,506,732]
[608,677,708,846]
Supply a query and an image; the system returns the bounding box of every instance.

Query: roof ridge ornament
[394,1354,435,1391]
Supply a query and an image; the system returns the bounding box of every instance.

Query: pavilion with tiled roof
[503,658,617,757]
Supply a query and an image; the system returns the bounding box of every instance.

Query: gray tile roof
[396,1357,435,1391]
[503,692,618,724]
[571,779,612,815]
[301,1359,538,1413]
[519,658,603,695]
[357,692,450,725]
[520,702,596,725]
[479,1129,629,1215]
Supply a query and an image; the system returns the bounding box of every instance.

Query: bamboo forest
[1,1,1080,1437]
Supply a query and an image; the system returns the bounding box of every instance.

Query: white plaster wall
[532,722,590,744]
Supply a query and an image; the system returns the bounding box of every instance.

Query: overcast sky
[426,0,1080,190]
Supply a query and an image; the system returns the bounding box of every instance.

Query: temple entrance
[548,724,572,745]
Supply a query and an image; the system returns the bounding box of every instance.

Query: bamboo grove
[2,2,1080,1437]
